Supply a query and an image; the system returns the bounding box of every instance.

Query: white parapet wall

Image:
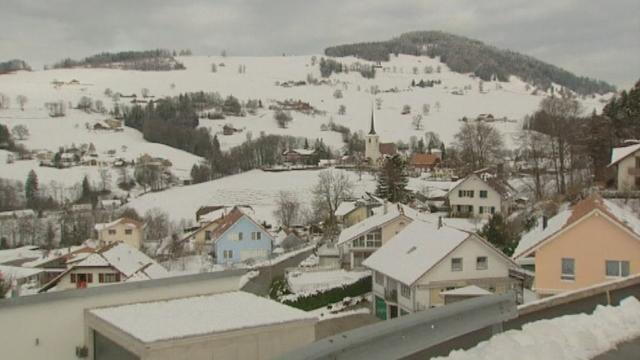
[0,269,246,360]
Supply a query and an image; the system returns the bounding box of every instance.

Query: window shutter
[99,274,104,283]
[71,274,76,283]
[88,274,93,283]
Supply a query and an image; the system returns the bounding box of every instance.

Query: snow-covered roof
[362,220,470,285]
[94,217,143,231]
[0,246,41,265]
[440,285,492,296]
[335,201,358,217]
[608,143,640,167]
[513,194,640,259]
[337,204,410,245]
[0,265,44,280]
[89,291,316,342]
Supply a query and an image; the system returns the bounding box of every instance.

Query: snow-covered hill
[0,53,612,212]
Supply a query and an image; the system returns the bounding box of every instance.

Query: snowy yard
[287,269,371,294]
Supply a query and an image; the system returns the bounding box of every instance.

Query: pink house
[513,194,640,296]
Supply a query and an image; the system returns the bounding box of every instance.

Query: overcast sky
[1,0,638,88]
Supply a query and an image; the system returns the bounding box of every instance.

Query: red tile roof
[410,153,441,167]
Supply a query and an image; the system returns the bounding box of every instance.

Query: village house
[282,148,317,165]
[363,220,519,320]
[183,207,273,264]
[273,227,305,252]
[607,142,640,191]
[337,203,422,269]
[39,242,168,292]
[334,193,384,227]
[513,194,640,297]
[409,153,441,172]
[94,217,144,250]
[447,169,514,218]
[365,111,397,166]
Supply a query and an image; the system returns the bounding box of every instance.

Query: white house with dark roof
[363,220,519,320]
[447,171,515,219]
[608,142,640,191]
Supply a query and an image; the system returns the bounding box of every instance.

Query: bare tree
[312,170,353,234]
[274,191,301,227]
[77,96,93,112]
[141,88,150,98]
[338,104,346,115]
[99,167,112,192]
[16,95,27,111]
[333,89,343,99]
[517,128,550,200]
[411,114,423,130]
[422,103,430,116]
[453,122,504,173]
[0,93,10,109]
[144,208,170,241]
[274,110,292,129]
[46,101,66,117]
[402,104,411,114]
[11,125,29,140]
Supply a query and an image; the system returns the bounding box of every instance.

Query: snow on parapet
[89,291,316,342]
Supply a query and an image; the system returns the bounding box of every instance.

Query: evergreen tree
[440,142,446,161]
[81,175,92,200]
[304,138,310,149]
[45,222,56,250]
[478,214,516,256]
[25,170,38,209]
[375,155,410,203]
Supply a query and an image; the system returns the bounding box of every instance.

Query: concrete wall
[97,223,143,249]
[143,321,315,360]
[616,154,639,191]
[0,270,245,360]
[449,175,503,218]
[214,216,272,265]
[534,212,640,295]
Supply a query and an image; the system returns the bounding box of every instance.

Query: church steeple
[369,108,376,135]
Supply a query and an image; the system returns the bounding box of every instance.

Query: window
[223,250,234,259]
[479,206,484,214]
[124,229,132,235]
[606,260,630,277]
[71,273,76,283]
[458,190,475,198]
[451,258,463,272]
[561,258,575,280]
[353,236,365,247]
[99,273,120,283]
[205,230,212,241]
[251,232,262,240]
[375,272,384,285]
[490,206,496,214]
[476,256,488,270]
[479,190,488,198]
[401,284,411,298]
[238,232,243,241]
[231,232,243,241]
[366,229,382,247]
[108,229,116,235]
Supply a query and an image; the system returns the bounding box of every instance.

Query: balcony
[384,288,398,303]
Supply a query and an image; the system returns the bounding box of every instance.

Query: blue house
[206,207,273,265]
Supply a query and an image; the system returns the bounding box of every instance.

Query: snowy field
[439,296,640,360]
[126,167,454,225]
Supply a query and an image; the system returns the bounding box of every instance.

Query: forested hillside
[325,31,615,95]
[0,59,31,74]
[51,49,185,71]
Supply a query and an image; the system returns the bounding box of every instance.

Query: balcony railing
[384,288,398,302]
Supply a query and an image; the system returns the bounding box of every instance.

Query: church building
[365,111,397,166]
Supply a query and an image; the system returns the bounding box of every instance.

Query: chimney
[542,215,548,230]
[438,216,443,229]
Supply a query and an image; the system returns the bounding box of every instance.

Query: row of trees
[51,49,186,71]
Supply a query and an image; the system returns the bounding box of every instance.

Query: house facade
[364,220,518,320]
[39,242,168,292]
[94,217,144,249]
[337,204,417,269]
[448,172,513,219]
[513,194,640,297]
[282,148,317,165]
[608,143,640,191]
[187,208,273,265]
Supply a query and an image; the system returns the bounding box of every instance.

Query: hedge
[277,276,372,311]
